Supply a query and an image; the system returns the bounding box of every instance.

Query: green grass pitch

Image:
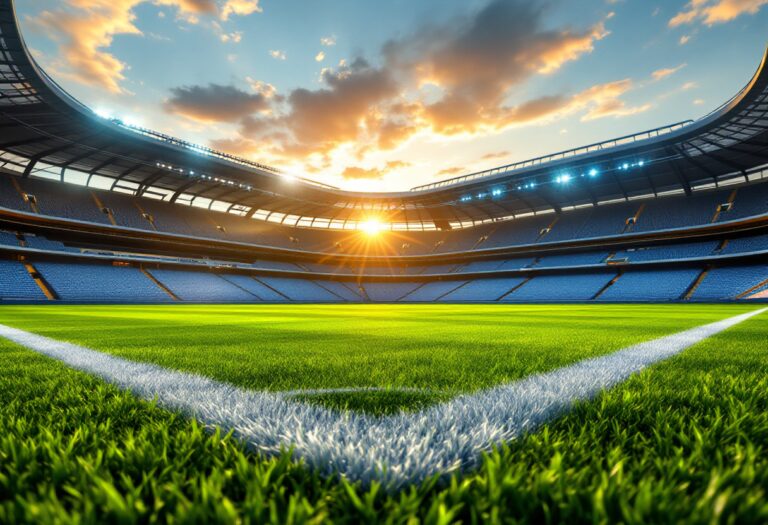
[0,304,766,523]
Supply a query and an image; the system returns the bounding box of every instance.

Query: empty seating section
[258,277,338,301]
[482,215,554,248]
[149,269,254,302]
[21,179,111,225]
[718,187,767,221]
[0,176,26,210]
[219,275,287,301]
[362,282,421,301]
[614,241,718,262]
[0,260,44,300]
[4,173,768,255]
[722,234,768,254]
[97,192,152,230]
[633,190,729,232]
[442,278,525,301]
[507,274,614,302]
[0,231,19,247]
[598,269,700,302]
[22,235,80,253]
[312,280,362,301]
[401,281,467,301]
[693,265,768,300]
[544,203,636,242]
[35,262,168,302]
[537,251,608,267]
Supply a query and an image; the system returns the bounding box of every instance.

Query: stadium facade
[1,0,767,303]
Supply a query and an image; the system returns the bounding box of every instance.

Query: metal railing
[411,120,694,191]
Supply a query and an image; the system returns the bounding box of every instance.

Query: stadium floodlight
[638,160,645,167]
[588,168,599,177]
[94,108,114,120]
[491,188,503,197]
[359,218,384,235]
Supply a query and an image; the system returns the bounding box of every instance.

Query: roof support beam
[664,148,692,196]
[675,144,720,185]
[135,169,166,196]
[86,157,120,186]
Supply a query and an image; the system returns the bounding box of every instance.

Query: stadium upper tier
[1,0,768,230]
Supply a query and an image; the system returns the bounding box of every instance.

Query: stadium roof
[1,0,767,230]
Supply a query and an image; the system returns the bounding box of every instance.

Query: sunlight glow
[359,218,385,235]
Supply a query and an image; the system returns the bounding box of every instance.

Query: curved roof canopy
[1,0,767,229]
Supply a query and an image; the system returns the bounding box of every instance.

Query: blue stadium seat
[692,265,768,300]
[598,269,700,302]
[442,277,526,301]
[507,274,614,302]
[35,262,169,302]
[0,260,45,301]
[362,282,422,301]
[401,281,468,301]
[150,269,255,302]
[258,277,339,301]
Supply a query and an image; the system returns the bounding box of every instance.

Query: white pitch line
[0,307,764,488]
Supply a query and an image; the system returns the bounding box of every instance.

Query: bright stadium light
[94,108,113,120]
[588,168,599,177]
[359,218,384,235]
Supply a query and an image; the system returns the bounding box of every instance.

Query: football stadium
[1,0,767,522]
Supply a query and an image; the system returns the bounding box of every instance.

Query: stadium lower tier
[1,259,766,303]
[2,171,768,256]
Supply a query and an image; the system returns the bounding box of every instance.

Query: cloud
[164,84,270,122]
[480,151,511,161]
[652,64,687,81]
[179,1,642,169]
[670,0,768,27]
[269,49,287,60]
[437,167,466,176]
[315,51,326,62]
[28,0,260,94]
[320,36,337,47]
[221,0,262,20]
[341,160,411,180]
[679,34,692,45]
[382,1,612,134]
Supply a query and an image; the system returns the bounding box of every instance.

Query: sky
[17,0,768,192]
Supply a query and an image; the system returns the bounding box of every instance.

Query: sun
[359,218,385,235]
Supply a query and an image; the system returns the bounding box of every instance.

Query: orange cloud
[652,64,687,81]
[172,1,640,170]
[670,0,768,27]
[341,160,412,180]
[30,0,260,94]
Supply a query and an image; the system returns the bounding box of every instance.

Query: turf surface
[0,304,756,414]
[0,304,765,523]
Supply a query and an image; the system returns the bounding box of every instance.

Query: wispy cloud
[670,0,768,27]
[652,63,686,81]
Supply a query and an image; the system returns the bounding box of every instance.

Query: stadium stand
[0,260,45,301]
[692,265,768,301]
[147,270,255,302]
[598,269,701,302]
[1,2,768,304]
[257,277,339,302]
[441,278,526,302]
[508,274,615,302]
[35,262,169,302]
[613,241,718,262]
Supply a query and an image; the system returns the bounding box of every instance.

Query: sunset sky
[17,0,768,192]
